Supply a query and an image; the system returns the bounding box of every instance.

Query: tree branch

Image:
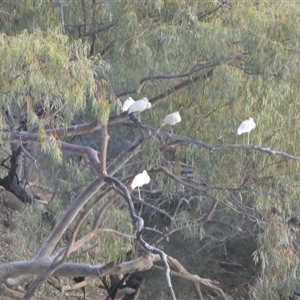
[51,191,117,259]
[121,122,300,161]
[0,283,54,300]
[139,60,214,84]
[79,23,114,37]
[0,260,101,283]
[36,177,104,259]
[100,123,109,176]
[153,255,227,300]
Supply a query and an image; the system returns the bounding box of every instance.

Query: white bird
[162,111,181,134]
[237,117,256,144]
[131,170,150,199]
[128,97,151,114]
[122,97,135,112]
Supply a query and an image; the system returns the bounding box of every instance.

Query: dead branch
[62,280,87,292]
[0,283,54,300]
[99,253,160,276]
[140,240,177,299]
[0,254,157,294]
[0,260,102,282]
[5,275,33,288]
[79,23,114,37]
[101,123,109,176]
[104,174,177,299]
[152,256,227,300]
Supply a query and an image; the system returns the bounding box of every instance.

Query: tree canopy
[1,1,300,300]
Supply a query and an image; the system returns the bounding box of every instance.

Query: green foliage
[2,1,300,298]
[96,205,134,263]
[40,135,62,165]
[75,202,135,265]
[250,217,300,299]
[8,205,52,260]
[0,29,97,128]
[91,98,111,124]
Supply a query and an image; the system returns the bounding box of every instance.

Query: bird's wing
[131,174,142,189]
[237,121,247,134]
[122,99,135,111]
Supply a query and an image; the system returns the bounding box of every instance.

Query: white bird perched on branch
[237,117,256,144]
[131,170,150,199]
[122,97,135,112]
[128,97,151,114]
[162,111,181,134]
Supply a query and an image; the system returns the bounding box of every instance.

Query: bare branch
[62,280,86,292]
[150,166,208,192]
[153,256,227,300]
[133,195,174,223]
[0,283,54,300]
[113,71,213,111]
[5,120,100,141]
[139,61,213,84]
[101,123,109,176]
[139,239,177,300]
[21,136,142,292]
[98,253,160,276]
[79,23,114,37]
[0,260,101,282]
[98,228,135,239]
[122,122,300,161]
[103,173,177,299]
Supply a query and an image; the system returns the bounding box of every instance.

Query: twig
[100,123,109,176]
[79,23,114,37]
[98,228,135,239]
[0,283,53,300]
[62,280,86,292]
[155,256,227,300]
[139,239,177,300]
[133,195,174,223]
[104,175,177,299]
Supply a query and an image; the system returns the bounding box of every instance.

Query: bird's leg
[138,201,144,217]
[138,187,141,200]
[247,132,250,144]
[170,125,173,135]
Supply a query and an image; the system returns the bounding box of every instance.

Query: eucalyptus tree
[0,1,300,300]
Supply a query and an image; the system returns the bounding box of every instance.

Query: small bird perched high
[161,111,181,134]
[122,97,135,112]
[128,97,151,114]
[131,170,150,199]
[237,117,256,144]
